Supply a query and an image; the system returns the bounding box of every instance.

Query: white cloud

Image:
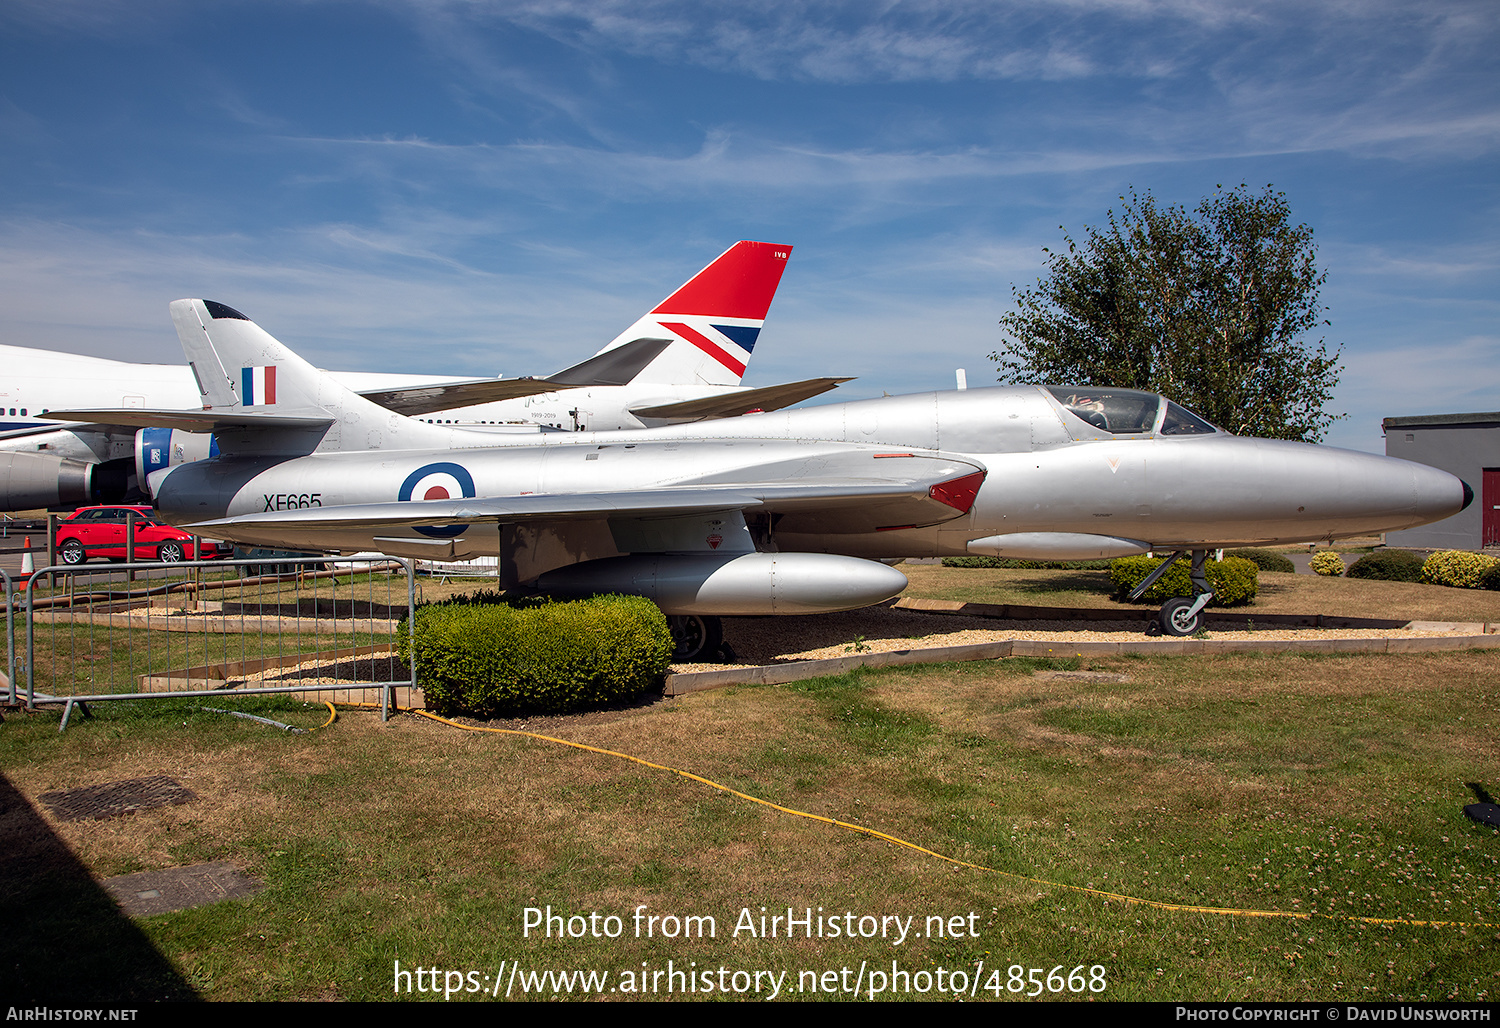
[0,219,654,376]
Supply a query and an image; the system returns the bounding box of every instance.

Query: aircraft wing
[187,466,986,540]
[0,421,117,439]
[39,409,334,431]
[357,378,565,415]
[355,377,578,416]
[629,377,854,421]
[353,338,680,415]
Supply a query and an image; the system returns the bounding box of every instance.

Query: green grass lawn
[3,649,1497,1002]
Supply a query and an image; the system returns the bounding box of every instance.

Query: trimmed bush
[1421,550,1500,589]
[942,556,1114,570]
[400,594,673,717]
[1481,562,1500,591]
[1346,549,1425,583]
[1109,556,1259,606]
[1224,548,1296,574]
[1309,551,1345,577]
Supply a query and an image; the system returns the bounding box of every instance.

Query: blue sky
[1,0,1496,452]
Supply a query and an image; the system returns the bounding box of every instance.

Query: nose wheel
[1158,594,1212,636]
[1129,548,1216,636]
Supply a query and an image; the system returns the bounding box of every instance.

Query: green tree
[991,184,1342,441]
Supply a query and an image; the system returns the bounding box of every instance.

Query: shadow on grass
[1002,570,1116,596]
[0,770,198,1002]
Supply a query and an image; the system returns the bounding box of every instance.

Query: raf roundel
[398,462,477,503]
[397,462,477,538]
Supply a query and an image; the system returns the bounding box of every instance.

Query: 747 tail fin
[593,240,791,387]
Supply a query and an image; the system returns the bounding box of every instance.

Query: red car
[55,506,228,565]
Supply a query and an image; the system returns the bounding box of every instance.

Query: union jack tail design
[594,241,792,387]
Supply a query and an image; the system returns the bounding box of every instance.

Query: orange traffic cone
[20,535,33,590]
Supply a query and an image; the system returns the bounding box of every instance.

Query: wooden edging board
[663,632,1500,697]
[138,643,395,690]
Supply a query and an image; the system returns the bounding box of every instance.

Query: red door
[1485,468,1500,548]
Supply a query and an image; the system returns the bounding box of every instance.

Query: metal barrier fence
[15,556,417,730]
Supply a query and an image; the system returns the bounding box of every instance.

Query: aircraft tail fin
[171,299,324,413]
[592,241,791,388]
[168,299,453,455]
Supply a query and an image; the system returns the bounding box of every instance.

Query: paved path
[1285,551,1319,575]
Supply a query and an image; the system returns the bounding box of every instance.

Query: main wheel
[59,539,87,565]
[157,541,184,563]
[1158,596,1202,637]
[667,614,723,662]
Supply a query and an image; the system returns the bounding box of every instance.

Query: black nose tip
[1461,480,1474,511]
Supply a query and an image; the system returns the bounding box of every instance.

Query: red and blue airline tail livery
[597,241,792,387]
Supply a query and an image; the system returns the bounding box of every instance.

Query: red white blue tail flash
[241,366,277,406]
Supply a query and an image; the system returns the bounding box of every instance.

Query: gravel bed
[671,603,1465,672]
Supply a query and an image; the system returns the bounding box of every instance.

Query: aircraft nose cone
[1236,440,1470,539]
[1462,480,1475,512]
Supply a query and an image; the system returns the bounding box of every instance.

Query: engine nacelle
[534,552,909,615]
[0,451,94,510]
[135,428,217,498]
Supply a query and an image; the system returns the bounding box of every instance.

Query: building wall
[1384,418,1500,550]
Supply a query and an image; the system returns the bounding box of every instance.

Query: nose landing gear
[1129,549,1216,637]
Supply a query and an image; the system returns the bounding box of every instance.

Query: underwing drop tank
[533,552,909,615]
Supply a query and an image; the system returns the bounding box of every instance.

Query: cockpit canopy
[1045,386,1219,436]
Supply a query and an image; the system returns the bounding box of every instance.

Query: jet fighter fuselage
[153,382,1466,566]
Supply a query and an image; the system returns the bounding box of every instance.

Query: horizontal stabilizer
[549,337,674,387]
[631,377,854,421]
[40,408,334,432]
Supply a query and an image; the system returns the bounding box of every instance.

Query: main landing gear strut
[1128,549,1215,637]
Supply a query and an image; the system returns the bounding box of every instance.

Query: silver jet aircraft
[53,300,1471,652]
